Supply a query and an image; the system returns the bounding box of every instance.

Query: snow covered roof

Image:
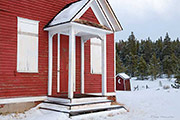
[44,0,122,32]
[117,73,130,80]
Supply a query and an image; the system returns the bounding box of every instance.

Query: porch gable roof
[44,0,123,32]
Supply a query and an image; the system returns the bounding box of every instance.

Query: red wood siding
[84,34,115,93]
[0,0,77,98]
[80,7,100,24]
[0,0,115,98]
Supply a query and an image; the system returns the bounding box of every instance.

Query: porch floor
[48,94,104,99]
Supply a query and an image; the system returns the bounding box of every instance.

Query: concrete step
[71,97,107,103]
[43,99,112,110]
[39,105,126,117]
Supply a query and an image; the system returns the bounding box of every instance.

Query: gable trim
[105,0,123,30]
[96,0,114,31]
[44,0,122,32]
[44,0,91,29]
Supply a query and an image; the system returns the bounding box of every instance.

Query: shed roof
[44,0,122,32]
[117,73,130,80]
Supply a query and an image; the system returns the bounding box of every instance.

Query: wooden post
[102,35,107,96]
[57,33,60,93]
[81,38,85,94]
[68,27,75,99]
[48,33,53,96]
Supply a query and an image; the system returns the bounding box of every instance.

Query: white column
[68,27,75,99]
[114,35,116,92]
[48,33,53,96]
[73,35,76,92]
[102,35,107,96]
[81,38,85,94]
[57,33,60,93]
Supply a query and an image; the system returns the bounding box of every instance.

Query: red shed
[116,73,131,91]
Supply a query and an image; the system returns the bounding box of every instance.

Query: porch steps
[40,105,125,117]
[43,99,112,110]
[39,97,126,117]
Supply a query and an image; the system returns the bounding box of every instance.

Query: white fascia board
[100,0,122,31]
[71,22,113,36]
[94,0,113,31]
[0,96,47,105]
[44,23,70,31]
[97,0,115,31]
[44,22,113,37]
[104,0,122,31]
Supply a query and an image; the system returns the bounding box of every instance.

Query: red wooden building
[0,0,122,104]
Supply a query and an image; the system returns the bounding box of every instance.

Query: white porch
[45,22,112,99]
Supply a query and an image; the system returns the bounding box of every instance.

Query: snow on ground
[115,77,180,120]
[0,77,179,120]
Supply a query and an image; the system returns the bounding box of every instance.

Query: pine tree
[163,55,173,78]
[171,53,178,74]
[162,32,172,59]
[125,52,138,77]
[143,37,153,64]
[137,56,148,80]
[127,32,138,55]
[116,54,126,74]
[149,53,160,80]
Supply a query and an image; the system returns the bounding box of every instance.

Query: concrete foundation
[0,102,41,114]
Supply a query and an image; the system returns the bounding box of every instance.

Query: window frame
[17,17,39,73]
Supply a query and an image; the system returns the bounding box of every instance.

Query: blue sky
[109,0,180,41]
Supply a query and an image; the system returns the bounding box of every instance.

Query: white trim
[74,30,76,92]
[94,0,113,31]
[102,35,107,96]
[81,38,85,94]
[114,34,116,92]
[17,17,39,73]
[68,27,75,99]
[57,33,60,93]
[0,96,47,105]
[48,33,53,96]
[45,22,112,36]
[86,92,116,96]
[72,22,113,35]
[104,0,122,31]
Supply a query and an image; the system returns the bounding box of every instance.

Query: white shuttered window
[17,17,39,73]
[90,38,102,74]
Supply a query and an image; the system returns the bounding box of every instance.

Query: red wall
[80,7,100,24]
[0,0,77,98]
[0,0,115,98]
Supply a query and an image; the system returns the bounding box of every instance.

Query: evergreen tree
[143,37,153,63]
[127,32,138,55]
[137,56,148,80]
[162,33,172,59]
[171,53,178,74]
[162,55,173,78]
[116,54,126,74]
[116,32,179,80]
[149,53,160,80]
